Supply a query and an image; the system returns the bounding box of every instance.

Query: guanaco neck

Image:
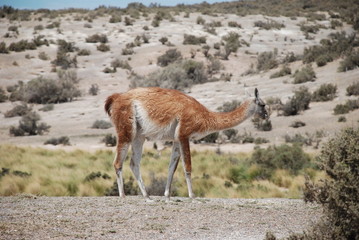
[207,99,256,131]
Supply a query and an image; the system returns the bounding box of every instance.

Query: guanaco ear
[254,88,259,99]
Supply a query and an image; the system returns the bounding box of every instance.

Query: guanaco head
[253,88,269,120]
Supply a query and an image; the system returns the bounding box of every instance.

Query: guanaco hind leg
[179,138,195,199]
[114,143,130,198]
[130,134,151,200]
[164,142,181,200]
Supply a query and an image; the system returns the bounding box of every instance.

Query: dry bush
[270,65,291,78]
[257,49,278,71]
[44,136,70,146]
[282,87,311,116]
[254,19,285,30]
[183,34,206,45]
[85,34,108,43]
[338,50,359,72]
[91,120,112,129]
[0,87,8,102]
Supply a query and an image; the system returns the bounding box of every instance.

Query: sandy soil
[0,195,321,240]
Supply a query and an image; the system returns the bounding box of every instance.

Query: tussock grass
[0,145,321,198]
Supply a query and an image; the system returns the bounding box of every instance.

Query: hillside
[0,4,358,152]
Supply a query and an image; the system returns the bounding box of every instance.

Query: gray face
[254,88,269,120]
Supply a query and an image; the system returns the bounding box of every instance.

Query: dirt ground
[0,195,321,240]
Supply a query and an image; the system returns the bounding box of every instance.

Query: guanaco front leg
[179,138,195,199]
[164,142,180,201]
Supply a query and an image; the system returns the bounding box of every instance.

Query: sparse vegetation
[293,65,316,84]
[338,50,359,72]
[157,48,182,67]
[270,65,291,78]
[102,134,116,147]
[333,99,359,115]
[44,136,70,146]
[312,83,337,102]
[91,120,112,129]
[9,112,51,136]
[282,87,311,116]
[257,49,278,72]
[4,103,32,118]
[254,19,285,30]
[183,34,206,45]
[97,43,110,52]
[346,82,359,96]
[85,34,108,43]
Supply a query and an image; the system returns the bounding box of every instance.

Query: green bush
[293,65,316,84]
[44,136,70,146]
[91,120,112,129]
[157,49,182,67]
[346,82,359,96]
[302,127,359,239]
[282,86,311,116]
[270,65,291,78]
[312,83,337,102]
[251,144,310,177]
[9,112,51,136]
[4,103,32,118]
[183,34,206,45]
[85,34,108,43]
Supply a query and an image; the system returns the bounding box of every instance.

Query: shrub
[254,19,284,30]
[222,31,241,60]
[183,34,206,45]
[302,127,359,239]
[257,50,278,71]
[159,37,168,45]
[197,132,219,143]
[270,65,291,78]
[111,59,131,71]
[34,24,44,31]
[77,49,91,56]
[333,99,359,115]
[4,103,32,118]
[85,34,108,43]
[217,100,241,112]
[91,120,112,129]
[157,49,182,67]
[252,119,272,131]
[103,134,116,147]
[38,51,49,60]
[44,136,70,146]
[131,59,208,90]
[8,40,36,52]
[0,87,8,102]
[9,111,51,136]
[109,14,121,23]
[52,51,77,69]
[89,84,99,96]
[346,82,359,96]
[97,43,110,52]
[228,21,241,28]
[282,87,311,116]
[46,21,60,29]
[122,47,134,55]
[196,16,205,25]
[315,53,333,67]
[290,121,306,128]
[338,116,346,122]
[312,83,337,102]
[39,104,54,112]
[337,50,359,72]
[105,177,139,196]
[0,41,9,54]
[147,172,177,196]
[26,74,80,104]
[251,144,310,177]
[57,39,76,53]
[293,65,316,84]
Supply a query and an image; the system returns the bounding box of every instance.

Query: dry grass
[0,145,321,198]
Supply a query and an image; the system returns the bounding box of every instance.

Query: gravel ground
[0,196,321,240]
